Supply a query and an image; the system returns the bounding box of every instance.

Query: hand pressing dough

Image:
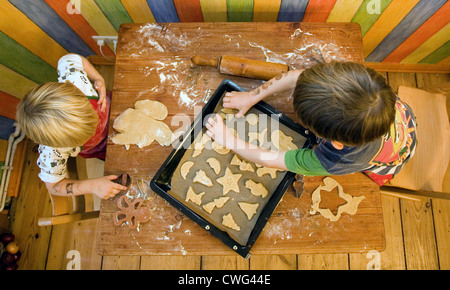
[111,100,180,148]
[206,157,221,175]
[256,167,282,179]
[238,202,259,220]
[222,213,240,231]
[185,186,205,206]
[193,170,213,187]
[246,113,258,126]
[203,196,230,214]
[245,179,268,198]
[310,177,366,222]
[192,133,211,157]
[180,161,194,180]
[230,154,254,172]
[271,129,298,151]
[217,167,242,195]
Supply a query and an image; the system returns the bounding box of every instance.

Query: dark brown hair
[293,61,396,146]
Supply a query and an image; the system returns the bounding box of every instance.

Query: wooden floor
[8,68,450,270]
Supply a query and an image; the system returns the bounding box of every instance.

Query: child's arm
[205,114,287,170]
[46,176,127,199]
[65,53,108,112]
[223,69,303,118]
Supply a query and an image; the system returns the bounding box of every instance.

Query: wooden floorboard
[8,68,450,270]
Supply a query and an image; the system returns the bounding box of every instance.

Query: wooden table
[97,22,385,256]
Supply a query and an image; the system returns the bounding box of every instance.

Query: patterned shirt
[37,54,99,183]
[285,99,417,186]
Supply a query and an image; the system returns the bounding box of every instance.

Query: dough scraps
[217,167,242,195]
[246,113,258,126]
[222,213,240,231]
[230,154,254,172]
[310,177,366,222]
[193,170,213,187]
[185,186,205,206]
[256,167,282,179]
[192,133,211,157]
[238,202,259,220]
[202,196,230,214]
[245,179,268,198]
[206,157,221,175]
[271,129,298,151]
[111,100,181,149]
[180,161,194,180]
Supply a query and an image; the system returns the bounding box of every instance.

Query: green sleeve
[284,149,329,176]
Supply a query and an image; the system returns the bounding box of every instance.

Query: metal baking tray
[150,79,315,258]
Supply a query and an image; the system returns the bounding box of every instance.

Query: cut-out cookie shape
[256,167,282,179]
[111,100,181,149]
[230,154,254,172]
[310,177,366,222]
[185,186,205,206]
[217,167,242,195]
[206,157,221,175]
[245,179,268,198]
[193,170,213,187]
[271,129,298,151]
[212,141,231,155]
[180,161,194,180]
[222,213,240,231]
[192,133,211,157]
[238,202,259,220]
[248,128,267,146]
[203,196,230,214]
[246,113,258,126]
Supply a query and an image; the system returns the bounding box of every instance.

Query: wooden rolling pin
[191,55,289,80]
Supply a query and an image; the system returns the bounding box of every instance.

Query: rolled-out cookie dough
[238,202,259,220]
[217,167,242,195]
[271,129,298,151]
[203,196,230,214]
[111,100,180,149]
[310,177,366,222]
[180,161,194,180]
[185,186,205,206]
[193,170,213,187]
[245,179,268,198]
[248,128,267,146]
[222,213,240,231]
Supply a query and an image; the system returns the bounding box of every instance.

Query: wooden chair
[37,156,103,226]
[380,84,450,202]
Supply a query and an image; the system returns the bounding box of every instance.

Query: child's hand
[223,91,257,118]
[89,175,127,199]
[94,79,107,112]
[205,114,237,149]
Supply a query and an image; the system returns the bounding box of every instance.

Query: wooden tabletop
[97,22,385,256]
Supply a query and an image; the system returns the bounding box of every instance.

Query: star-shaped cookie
[217,167,242,195]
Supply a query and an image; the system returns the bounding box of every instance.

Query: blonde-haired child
[16,54,127,199]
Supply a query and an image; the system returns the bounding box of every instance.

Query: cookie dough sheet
[168,106,307,246]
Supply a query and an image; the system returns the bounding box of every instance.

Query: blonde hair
[16,82,98,147]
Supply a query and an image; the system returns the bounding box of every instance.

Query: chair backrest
[387,85,450,193]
